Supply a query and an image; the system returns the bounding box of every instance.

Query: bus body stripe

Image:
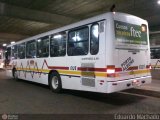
[48,66,69,70]
[77,67,106,72]
[16,67,150,78]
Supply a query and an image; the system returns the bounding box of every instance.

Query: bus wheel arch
[48,70,62,93]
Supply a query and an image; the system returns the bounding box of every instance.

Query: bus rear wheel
[49,72,62,93]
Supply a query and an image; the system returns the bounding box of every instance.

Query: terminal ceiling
[0,0,159,45]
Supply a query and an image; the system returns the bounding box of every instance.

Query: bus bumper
[106,76,152,93]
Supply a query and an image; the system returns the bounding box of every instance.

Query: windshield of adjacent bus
[114,20,148,49]
[151,47,160,59]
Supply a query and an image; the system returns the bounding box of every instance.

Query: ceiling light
[53,34,62,39]
[3,43,7,47]
[11,41,15,44]
[158,0,160,4]
[37,39,41,42]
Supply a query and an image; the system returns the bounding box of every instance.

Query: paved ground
[138,79,160,92]
[0,70,160,114]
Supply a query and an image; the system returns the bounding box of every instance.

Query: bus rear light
[107,65,116,77]
[146,64,152,70]
[107,70,116,77]
[107,69,115,74]
[107,65,115,74]
[149,65,152,70]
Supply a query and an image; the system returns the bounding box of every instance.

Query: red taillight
[146,64,152,70]
[149,65,152,70]
[107,69,115,74]
[107,65,116,77]
[107,65,115,74]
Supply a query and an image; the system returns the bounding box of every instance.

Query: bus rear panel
[104,13,151,93]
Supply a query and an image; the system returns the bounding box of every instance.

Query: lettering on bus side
[70,66,77,70]
[81,57,99,60]
[121,57,134,71]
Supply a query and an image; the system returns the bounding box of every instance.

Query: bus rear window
[114,20,148,46]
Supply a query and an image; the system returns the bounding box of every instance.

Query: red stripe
[115,68,122,72]
[46,65,140,72]
[78,67,123,72]
[78,67,106,72]
[127,66,138,71]
[48,66,69,70]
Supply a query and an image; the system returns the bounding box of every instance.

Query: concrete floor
[0,70,160,114]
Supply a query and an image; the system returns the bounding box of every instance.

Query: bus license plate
[132,80,141,86]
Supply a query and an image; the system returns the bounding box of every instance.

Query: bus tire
[49,72,62,93]
[13,69,18,81]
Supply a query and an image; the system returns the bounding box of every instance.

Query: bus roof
[7,12,147,47]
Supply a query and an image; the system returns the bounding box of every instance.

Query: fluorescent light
[53,34,62,39]
[11,41,15,44]
[93,25,99,38]
[37,39,41,42]
[3,44,7,47]
[73,35,81,41]
[158,0,160,4]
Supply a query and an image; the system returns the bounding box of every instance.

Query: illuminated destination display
[114,20,147,45]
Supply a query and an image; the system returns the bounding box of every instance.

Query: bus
[5,12,151,93]
[0,49,4,68]
[150,45,160,69]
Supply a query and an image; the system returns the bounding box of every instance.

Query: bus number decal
[70,66,77,71]
[121,57,134,71]
[139,65,145,69]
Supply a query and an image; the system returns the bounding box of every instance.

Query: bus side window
[37,36,49,58]
[6,47,11,60]
[26,40,36,58]
[68,26,89,56]
[90,23,99,55]
[18,43,26,59]
[50,31,66,57]
[11,45,18,59]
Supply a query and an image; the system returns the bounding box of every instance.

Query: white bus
[5,12,151,93]
[150,45,160,69]
[0,49,4,68]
